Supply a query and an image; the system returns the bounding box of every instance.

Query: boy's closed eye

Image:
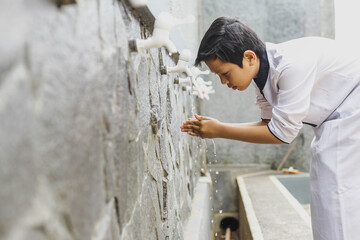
[221,72,231,79]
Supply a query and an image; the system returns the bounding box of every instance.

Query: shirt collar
[253,49,269,94]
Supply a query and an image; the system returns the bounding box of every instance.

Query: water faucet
[190,66,210,79]
[191,89,209,100]
[128,0,147,8]
[196,77,213,87]
[192,77,215,100]
[183,86,192,92]
[180,76,214,100]
[174,77,191,85]
[193,89,215,100]
[161,49,192,76]
[129,12,195,54]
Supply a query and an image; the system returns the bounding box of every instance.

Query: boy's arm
[218,121,283,144]
[180,115,284,144]
[223,119,270,127]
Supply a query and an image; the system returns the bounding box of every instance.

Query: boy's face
[204,50,259,91]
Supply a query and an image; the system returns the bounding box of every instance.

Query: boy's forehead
[205,58,226,74]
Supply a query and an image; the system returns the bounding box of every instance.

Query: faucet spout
[190,66,210,79]
[130,12,195,53]
[162,49,193,75]
[128,0,147,8]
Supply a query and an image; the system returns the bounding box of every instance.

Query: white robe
[254,37,360,240]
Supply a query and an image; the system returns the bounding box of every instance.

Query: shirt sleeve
[253,82,273,120]
[267,60,316,143]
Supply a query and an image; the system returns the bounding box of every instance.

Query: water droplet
[216,171,219,175]
[219,210,223,213]
[215,189,218,193]
[201,168,204,172]
[211,219,214,223]
[211,139,217,156]
[215,233,218,237]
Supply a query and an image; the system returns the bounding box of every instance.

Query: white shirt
[253,37,360,143]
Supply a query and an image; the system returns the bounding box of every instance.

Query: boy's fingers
[188,132,199,137]
[185,125,200,131]
[183,120,191,125]
[191,125,200,130]
[181,125,200,132]
[181,127,194,132]
[191,121,201,126]
[187,119,198,124]
[195,114,210,121]
[182,121,201,127]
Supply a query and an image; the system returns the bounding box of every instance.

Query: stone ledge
[236,172,313,240]
[184,176,212,240]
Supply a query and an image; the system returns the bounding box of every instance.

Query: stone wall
[201,0,335,171]
[0,0,203,239]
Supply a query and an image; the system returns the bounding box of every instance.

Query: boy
[180,17,360,240]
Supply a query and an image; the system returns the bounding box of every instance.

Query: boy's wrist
[215,121,225,138]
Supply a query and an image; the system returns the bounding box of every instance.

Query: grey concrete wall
[0,0,203,239]
[201,0,335,172]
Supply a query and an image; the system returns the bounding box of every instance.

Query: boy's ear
[243,50,257,65]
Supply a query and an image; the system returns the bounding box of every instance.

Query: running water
[208,139,221,239]
[189,76,196,117]
[211,139,217,157]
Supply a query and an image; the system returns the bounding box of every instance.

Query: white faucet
[131,12,195,54]
[174,77,191,85]
[193,89,215,100]
[162,49,193,76]
[192,89,209,100]
[128,0,147,8]
[184,86,192,91]
[196,77,213,87]
[192,77,215,100]
[190,66,210,79]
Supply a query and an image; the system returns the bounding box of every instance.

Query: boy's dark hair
[195,17,265,68]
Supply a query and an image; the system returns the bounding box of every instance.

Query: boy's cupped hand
[180,114,221,139]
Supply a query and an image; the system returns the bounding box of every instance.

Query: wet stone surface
[0,0,201,239]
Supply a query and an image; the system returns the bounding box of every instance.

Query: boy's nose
[220,77,229,85]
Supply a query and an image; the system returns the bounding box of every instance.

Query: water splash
[211,139,217,156]
[189,76,196,117]
[210,138,220,220]
[135,130,142,142]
